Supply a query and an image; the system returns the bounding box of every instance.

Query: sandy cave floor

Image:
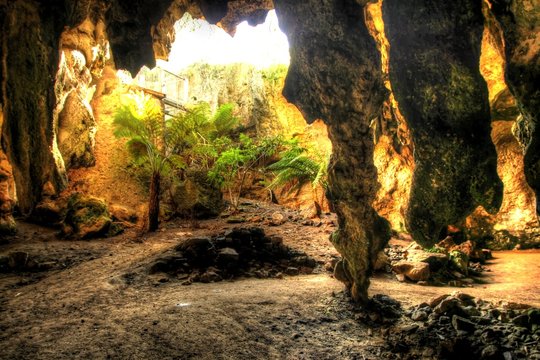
[0,200,539,359]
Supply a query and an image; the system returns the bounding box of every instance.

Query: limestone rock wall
[57,17,109,170]
[489,0,540,221]
[0,0,69,220]
[274,0,391,303]
[383,0,504,247]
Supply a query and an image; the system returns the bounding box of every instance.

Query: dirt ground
[0,200,539,359]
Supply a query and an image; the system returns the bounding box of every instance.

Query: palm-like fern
[267,140,329,193]
[113,91,167,172]
[114,93,241,229]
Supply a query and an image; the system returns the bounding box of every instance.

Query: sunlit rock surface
[489,0,540,221]
[383,0,503,247]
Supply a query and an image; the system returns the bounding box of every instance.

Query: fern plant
[113,91,168,232]
[266,139,329,193]
[209,134,283,210]
[114,92,239,230]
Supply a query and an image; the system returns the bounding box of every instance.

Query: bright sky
[158,10,290,72]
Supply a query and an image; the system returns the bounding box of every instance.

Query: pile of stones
[148,227,319,284]
[385,237,492,286]
[385,292,540,359]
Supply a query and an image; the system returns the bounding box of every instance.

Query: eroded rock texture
[383,0,503,247]
[0,0,68,217]
[489,0,540,220]
[274,0,390,302]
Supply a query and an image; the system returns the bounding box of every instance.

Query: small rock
[226,217,246,224]
[434,297,460,315]
[216,247,239,268]
[429,294,450,308]
[199,270,222,283]
[269,212,286,226]
[411,310,428,321]
[481,344,499,359]
[452,315,476,333]
[392,260,430,281]
[285,267,299,276]
[482,249,493,260]
[512,314,529,328]
[395,273,406,282]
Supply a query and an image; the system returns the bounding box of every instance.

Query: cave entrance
[112,10,333,222]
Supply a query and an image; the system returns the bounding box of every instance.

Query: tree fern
[267,140,329,193]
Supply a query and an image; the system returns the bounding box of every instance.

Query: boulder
[449,250,469,275]
[109,204,138,223]
[392,260,430,281]
[63,193,112,239]
[33,197,67,226]
[406,249,449,272]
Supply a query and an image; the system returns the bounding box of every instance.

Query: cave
[0,0,539,358]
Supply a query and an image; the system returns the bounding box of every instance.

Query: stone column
[274,0,390,303]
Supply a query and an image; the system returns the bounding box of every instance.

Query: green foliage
[266,139,329,193]
[115,94,239,173]
[424,245,445,254]
[209,134,284,209]
[113,92,168,173]
[261,64,288,94]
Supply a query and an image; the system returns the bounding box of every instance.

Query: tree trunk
[148,171,160,232]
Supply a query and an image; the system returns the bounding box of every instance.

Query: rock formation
[274,0,390,303]
[488,0,540,221]
[383,0,504,247]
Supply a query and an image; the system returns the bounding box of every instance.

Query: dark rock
[429,294,451,308]
[216,247,240,269]
[481,344,500,359]
[176,237,216,268]
[452,315,476,333]
[285,267,299,276]
[411,310,428,322]
[434,297,461,315]
[199,270,222,283]
[8,251,29,270]
[511,314,529,328]
[0,255,9,272]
